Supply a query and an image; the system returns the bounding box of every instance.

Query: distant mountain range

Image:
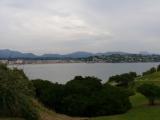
[0,49,158,59]
[0,49,36,59]
[41,51,94,58]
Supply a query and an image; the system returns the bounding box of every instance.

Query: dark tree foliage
[142,67,157,76]
[31,80,64,111]
[157,65,160,71]
[108,72,137,88]
[91,84,132,116]
[65,76,102,95]
[137,84,160,105]
[0,63,39,120]
[32,76,131,117]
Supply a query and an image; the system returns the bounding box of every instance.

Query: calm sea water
[13,63,160,84]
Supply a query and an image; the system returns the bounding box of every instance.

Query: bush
[137,84,160,105]
[142,67,157,76]
[32,79,64,111]
[0,63,39,120]
[91,84,131,116]
[19,95,39,120]
[65,76,102,95]
[32,76,131,117]
[157,65,160,71]
[108,72,137,88]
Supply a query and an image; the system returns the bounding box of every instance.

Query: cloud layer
[0,0,160,54]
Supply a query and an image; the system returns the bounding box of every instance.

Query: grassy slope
[91,94,160,120]
[34,100,86,120]
[137,71,160,81]
[91,72,160,120]
[2,72,160,120]
[0,100,86,120]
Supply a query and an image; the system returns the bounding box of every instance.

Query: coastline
[5,59,160,65]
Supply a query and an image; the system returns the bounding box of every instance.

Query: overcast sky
[0,0,160,54]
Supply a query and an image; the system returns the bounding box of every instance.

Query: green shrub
[0,63,39,120]
[137,84,160,105]
[31,79,64,111]
[18,95,39,120]
[108,72,137,88]
[142,67,157,76]
[32,76,131,117]
[157,65,160,71]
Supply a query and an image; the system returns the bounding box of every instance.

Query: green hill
[137,71,160,81]
[135,71,160,87]
[91,71,160,120]
[0,100,86,120]
[91,93,160,120]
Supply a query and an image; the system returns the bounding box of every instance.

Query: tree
[65,76,102,96]
[32,76,132,117]
[108,72,137,88]
[91,84,131,116]
[157,65,160,71]
[0,63,38,120]
[61,76,103,116]
[32,79,64,111]
[142,67,157,76]
[137,84,160,105]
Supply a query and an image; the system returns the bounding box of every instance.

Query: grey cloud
[0,0,160,54]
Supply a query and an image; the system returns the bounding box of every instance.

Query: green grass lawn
[136,71,160,84]
[134,71,160,89]
[136,71,160,81]
[91,93,160,120]
[91,72,160,120]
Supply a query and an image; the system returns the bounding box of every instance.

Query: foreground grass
[2,72,160,120]
[91,72,160,120]
[135,71,160,86]
[136,71,160,81]
[1,93,159,120]
[91,93,160,120]
[33,99,86,120]
[0,100,86,120]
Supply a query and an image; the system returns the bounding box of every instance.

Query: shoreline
[8,61,160,65]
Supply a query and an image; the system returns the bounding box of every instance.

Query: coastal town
[1,54,160,65]
[0,59,85,65]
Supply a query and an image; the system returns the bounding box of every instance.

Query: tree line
[32,76,132,117]
[81,54,160,63]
